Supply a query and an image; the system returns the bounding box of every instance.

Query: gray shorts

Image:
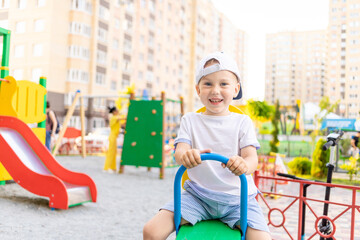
[161,181,269,233]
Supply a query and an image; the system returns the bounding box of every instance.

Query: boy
[143,52,271,239]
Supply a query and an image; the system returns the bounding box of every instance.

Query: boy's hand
[181,149,211,169]
[222,155,248,176]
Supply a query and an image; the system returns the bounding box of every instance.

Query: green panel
[121,100,164,168]
[177,220,241,240]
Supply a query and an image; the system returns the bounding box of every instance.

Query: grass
[288,173,360,187]
[258,140,312,157]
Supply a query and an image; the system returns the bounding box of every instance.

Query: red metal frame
[254,172,360,240]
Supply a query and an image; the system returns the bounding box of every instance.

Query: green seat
[176,220,241,240]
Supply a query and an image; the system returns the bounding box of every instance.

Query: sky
[212,0,329,100]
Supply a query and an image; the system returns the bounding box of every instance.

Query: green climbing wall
[121,99,164,168]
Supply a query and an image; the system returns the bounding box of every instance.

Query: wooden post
[52,91,81,156]
[180,96,184,116]
[119,92,134,174]
[160,91,166,179]
[80,94,86,158]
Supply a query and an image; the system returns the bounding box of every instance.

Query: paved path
[0,155,359,239]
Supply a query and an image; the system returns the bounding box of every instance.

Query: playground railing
[253,172,360,240]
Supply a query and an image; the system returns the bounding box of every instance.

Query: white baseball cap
[195,51,242,100]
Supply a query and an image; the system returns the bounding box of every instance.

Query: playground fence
[253,172,360,240]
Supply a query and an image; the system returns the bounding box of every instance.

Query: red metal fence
[254,172,360,240]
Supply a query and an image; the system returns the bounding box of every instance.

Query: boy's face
[196,70,240,116]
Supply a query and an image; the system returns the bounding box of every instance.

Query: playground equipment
[0,115,97,209]
[120,92,183,179]
[52,90,87,157]
[0,75,48,182]
[58,127,82,155]
[174,153,247,240]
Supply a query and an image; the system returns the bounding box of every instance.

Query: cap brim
[233,87,242,100]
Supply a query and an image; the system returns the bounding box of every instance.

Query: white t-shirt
[175,112,260,196]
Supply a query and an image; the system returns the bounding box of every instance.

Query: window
[111,59,118,69]
[111,80,116,90]
[0,0,10,8]
[98,28,107,42]
[67,69,89,83]
[123,59,131,72]
[95,72,106,85]
[123,38,131,52]
[96,50,107,65]
[115,18,120,29]
[69,22,91,37]
[99,5,109,20]
[68,45,90,59]
[18,0,26,9]
[112,39,119,49]
[14,45,25,58]
[33,44,43,57]
[32,68,42,83]
[37,0,45,7]
[34,19,45,32]
[70,0,92,14]
[16,21,26,33]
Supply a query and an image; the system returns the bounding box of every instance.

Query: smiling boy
[143,52,271,240]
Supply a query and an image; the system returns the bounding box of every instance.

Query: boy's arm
[174,142,211,168]
[226,145,258,176]
[174,142,192,166]
[240,146,258,174]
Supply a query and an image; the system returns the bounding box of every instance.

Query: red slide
[0,115,97,209]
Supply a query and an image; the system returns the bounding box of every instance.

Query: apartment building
[0,0,247,132]
[328,0,360,118]
[265,30,327,107]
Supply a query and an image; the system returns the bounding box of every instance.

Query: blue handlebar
[174,153,248,238]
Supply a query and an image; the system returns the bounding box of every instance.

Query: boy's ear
[234,82,240,98]
[196,85,200,96]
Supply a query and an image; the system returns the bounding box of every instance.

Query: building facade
[0,0,247,132]
[265,30,327,107]
[328,0,360,118]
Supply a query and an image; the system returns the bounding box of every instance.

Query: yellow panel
[13,80,47,123]
[0,76,18,117]
[0,163,12,181]
[196,105,244,114]
[32,127,46,144]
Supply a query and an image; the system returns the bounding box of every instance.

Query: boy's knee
[143,222,154,240]
[245,227,271,240]
[143,221,163,240]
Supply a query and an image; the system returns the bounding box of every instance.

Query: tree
[247,99,274,122]
[270,100,280,153]
[310,96,340,152]
[311,138,330,178]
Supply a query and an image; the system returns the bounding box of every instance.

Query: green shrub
[340,138,351,157]
[311,138,330,178]
[288,157,312,175]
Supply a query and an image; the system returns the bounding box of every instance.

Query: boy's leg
[235,225,272,240]
[143,209,189,240]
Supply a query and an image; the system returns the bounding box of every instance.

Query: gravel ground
[0,155,178,240]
